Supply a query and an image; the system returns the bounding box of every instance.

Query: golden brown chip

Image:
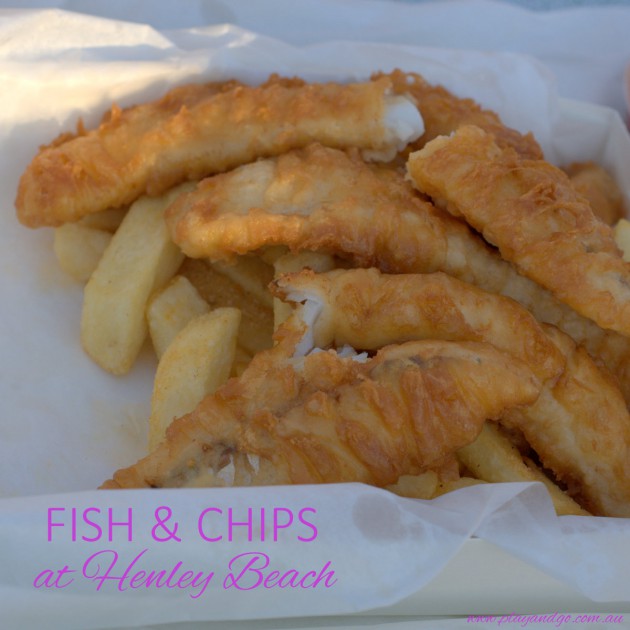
[566,161,625,226]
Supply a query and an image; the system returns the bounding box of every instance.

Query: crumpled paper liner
[2,482,628,630]
[1,9,629,628]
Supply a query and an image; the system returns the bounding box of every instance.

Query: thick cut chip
[148,307,240,452]
[457,422,588,516]
[80,184,191,375]
[179,258,273,357]
[386,471,440,500]
[387,457,461,500]
[504,325,630,518]
[53,223,112,282]
[146,275,210,359]
[566,161,625,226]
[614,218,630,262]
[432,477,485,497]
[16,76,423,228]
[407,125,630,336]
[78,207,128,232]
[211,255,275,309]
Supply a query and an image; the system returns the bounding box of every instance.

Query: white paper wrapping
[2,483,629,629]
[3,0,630,117]
[1,7,630,628]
[0,483,548,629]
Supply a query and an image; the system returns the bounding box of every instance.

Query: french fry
[20,72,627,518]
[78,207,128,232]
[259,245,290,265]
[613,218,630,261]
[566,161,624,226]
[521,457,591,517]
[386,471,439,500]
[433,477,485,497]
[147,275,210,359]
[231,346,253,377]
[53,223,112,282]
[81,184,192,375]
[179,258,274,356]
[457,422,588,516]
[211,255,275,308]
[148,307,241,451]
[273,251,336,329]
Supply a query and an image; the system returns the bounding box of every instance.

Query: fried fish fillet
[165,143,630,402]
[273,267,563,383]
[503,325,630,518]
[16,76,422,228]
[407,125,630,337]
[378,69,543,159]
[275,268,630,516]
[165,142,449,267]
[102,322,540,489]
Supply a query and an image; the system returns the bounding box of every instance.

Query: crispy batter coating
[377,69,543,159]
[166,143,630,402]
[457,422,589,516]
[565,161,625,226]
[16,76,420,227]
[102,324,540,489]
[504,325,630,517]
[275,268,630,516]
[273,267,563,383]
[165,142,451,269]
[407,125,630,337]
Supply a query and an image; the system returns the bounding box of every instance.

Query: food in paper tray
[381,68,544,160]
[15,76,421,228]
[615,218,630,261]
[14,70,630,518]
[102,329,541,490]
[407,125,630,337]
[274,269,630,517]
[165,141,630,403]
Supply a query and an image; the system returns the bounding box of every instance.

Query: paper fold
[3,482,628,630]
[1,8,630,626]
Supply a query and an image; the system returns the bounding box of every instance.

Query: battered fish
[165,143,448,268]
[165,143,630,402]
[378,69,543,159]
[102,323,540,489]
[407,125,630,337]
[504,325,630,518]
[272,267,563,383]
[16,76,422,227]
[276,268,630,516]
